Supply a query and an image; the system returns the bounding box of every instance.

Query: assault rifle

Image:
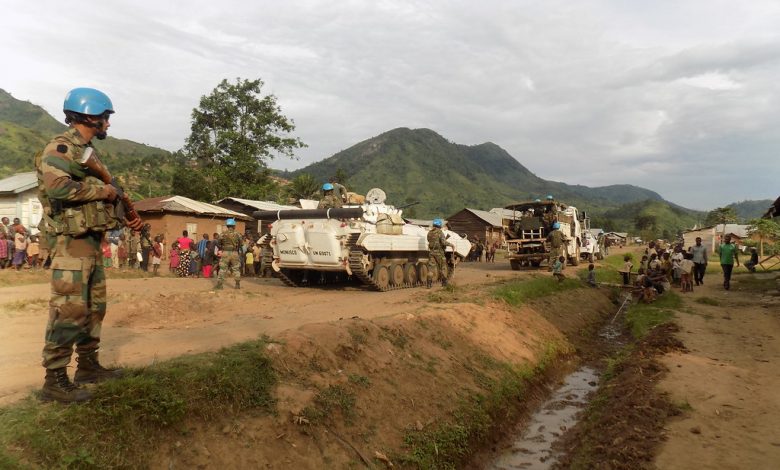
[396,201,420,210]
[79,147,144,231]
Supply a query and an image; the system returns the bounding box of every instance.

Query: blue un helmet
[322,183,334,191]
[63,88,114,116]
[432,218,443,228]
[552,221,561,229]
[546,195,554,201]
[226,218,236,226]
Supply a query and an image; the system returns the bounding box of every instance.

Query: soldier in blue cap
[215,218,243,289]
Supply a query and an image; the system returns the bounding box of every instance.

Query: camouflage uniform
[317,193,343,209]
[546,229,565,267]
[35,128,117,370]
[217,229,243,288]
[332,182,348,203]
[427,227,449,285]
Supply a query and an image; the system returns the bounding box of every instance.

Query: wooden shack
[446,208,504,244]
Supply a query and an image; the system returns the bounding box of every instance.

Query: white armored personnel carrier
[253,189,471,291]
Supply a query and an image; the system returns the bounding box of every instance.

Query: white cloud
[1,0,779,209]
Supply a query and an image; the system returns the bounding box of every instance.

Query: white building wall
[0,189,42,231]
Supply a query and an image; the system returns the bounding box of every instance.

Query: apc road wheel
[389,264,405,286]
[404,263,418,284]
[417,263,429,282]
[373,265,390,289]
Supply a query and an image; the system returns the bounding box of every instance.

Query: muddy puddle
[487,366,599,469]
[487,296,629,469]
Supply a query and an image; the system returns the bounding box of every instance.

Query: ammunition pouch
[48,200,120,237]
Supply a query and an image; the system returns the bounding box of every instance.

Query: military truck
[503,200,583,270]
[253,188,471,291]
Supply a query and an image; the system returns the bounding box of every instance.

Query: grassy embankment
[0,273,594,469]
[0,340,276,469]
[399,275,584,468]
[0,267,189,288]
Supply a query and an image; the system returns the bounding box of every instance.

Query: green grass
[493,275,582,306]
[734,273,780,293]
[398,342,565,469]
[0,339,276,469]
[625,292,682,338]
[304,384,358,424]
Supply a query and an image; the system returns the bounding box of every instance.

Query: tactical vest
[220,231,241,251]
[428,228,444,251]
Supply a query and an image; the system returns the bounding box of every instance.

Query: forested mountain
[726,199,774,222]
[283,127,699,235]
[0,89,173,199]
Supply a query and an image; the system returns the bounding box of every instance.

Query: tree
[285,173,320,204]
[182,78,305,200]
[704,207,738,230]
[747,218,780,257]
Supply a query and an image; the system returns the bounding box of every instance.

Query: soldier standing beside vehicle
[546,221,565,269]
[318,183,343,209]
[35,87,140,403]
[427,218,453,288]
[215,218,243,290]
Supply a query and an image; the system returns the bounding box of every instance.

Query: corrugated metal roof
[134,195,251,219]
[489,208,523,220]
[465,208,503,227]
[0,172,37,194]
[683,224,750,238]
[216,197,297,211]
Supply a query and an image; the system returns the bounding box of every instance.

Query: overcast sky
[2,0,779,209]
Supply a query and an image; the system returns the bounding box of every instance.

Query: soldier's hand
[126,217,144,232]
[103,184,118,202]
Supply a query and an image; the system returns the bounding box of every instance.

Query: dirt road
[0,262,522,405]
[655,272,780,469]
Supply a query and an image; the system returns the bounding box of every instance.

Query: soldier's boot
[235,280,241,289]
[74,352,124,385]
[41,368,92,403]
[214,281,224,290]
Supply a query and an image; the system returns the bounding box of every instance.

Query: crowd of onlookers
[0,217,42,271]
[465,238,500,262]
[0,216,269,279]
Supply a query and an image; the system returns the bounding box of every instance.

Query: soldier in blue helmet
[546,220,565,269]
[318,183,343,209]
[34,87,123,403]
[215,218,243,290]
[427,218,453,288]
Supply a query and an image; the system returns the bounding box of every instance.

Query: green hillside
[284,128,687,231]
[727,199,774,222]
[0,88,173,199]
[596,200,703,240]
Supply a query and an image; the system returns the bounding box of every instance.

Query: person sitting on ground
[745,248,759,273]
[318,183,343,209]
[587,263,597,287]
[552,255,566,282]
[637,272,658,303]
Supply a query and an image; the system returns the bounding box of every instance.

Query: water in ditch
[487,301,628,469]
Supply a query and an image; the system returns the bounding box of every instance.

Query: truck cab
[503,200,582,269]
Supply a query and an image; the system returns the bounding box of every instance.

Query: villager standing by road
[215,218,243,290]
[140,223,153,271]
[34,87,140,403]
[717,235,739,290]
[689,237,708,285]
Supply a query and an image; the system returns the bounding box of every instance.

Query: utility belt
[43,200,120,237]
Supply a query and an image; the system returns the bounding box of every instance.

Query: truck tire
[530,260,541,267]
[510,260,520,271]
[570,246,580,266]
